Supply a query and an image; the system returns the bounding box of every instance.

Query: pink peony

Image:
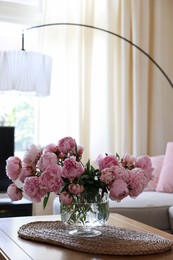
[96,154,119,171]
[43,143,59,153]
[23,144,42,172]
[59,191,73,205]
[22,162,37,175]
[109,179,129,201]
[68,183,84,195]
[100,166,117,185]
[101,165,130,189]
[37,151,58,172]
[77,145,84,157]
[58,136,76,154]
[112,165,130,183]
[62,157,84,181]
[128,168,148,197]
[5,135,153,209]
[19,166,34,183]
[6,156,22,181]
[121,153,136,169]
[23,144,42,163]
[135,155,153,179]
[7,183,23,201]
[23,176,47,202]
[40,164,63,193]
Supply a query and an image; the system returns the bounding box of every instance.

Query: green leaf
[116,152,120,159]
[43,192,50,209]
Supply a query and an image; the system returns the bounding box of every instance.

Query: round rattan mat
[18,221,173,256]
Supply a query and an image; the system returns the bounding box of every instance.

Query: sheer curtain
[32,0,173,164]
[0,0,173,159]
[120,0,173,156]
[0,0,173,215]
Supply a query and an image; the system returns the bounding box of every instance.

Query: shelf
[0,198,32,217]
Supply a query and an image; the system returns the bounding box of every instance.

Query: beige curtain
[117,0,173,156]
[28,0,173,162]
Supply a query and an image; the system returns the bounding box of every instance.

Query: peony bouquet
[5,136,153,209]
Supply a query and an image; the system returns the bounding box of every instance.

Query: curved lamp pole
[22,22,173,89]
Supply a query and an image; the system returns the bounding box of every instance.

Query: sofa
[53,142,173,233]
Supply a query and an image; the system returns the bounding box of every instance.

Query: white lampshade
[0,50,52,96]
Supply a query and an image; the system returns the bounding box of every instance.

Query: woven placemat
[18,221,173,256]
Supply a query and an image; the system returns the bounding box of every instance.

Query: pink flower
[43,143,59,153]
[23,144,42,172]
[68,183,84,194]
[62,157,84,181]
[121,153,136,169]
[5,134,154,209]
[100,166,117,185]
[7,183,23,201]
[23,176,47,202]
[128,168,147,197]
[37,151,58,172]
[60,191,73,205]
[6,156,22,181]
[18,165,35,183]
[100,165,130,186]
[109,179,129,201]
[96,154,119,171]
[77,145,84,157]
[40,164,63,193]
[135,155,153,180]
[58,136,76,154]
[57,152,66,160]
[112,165,130,183]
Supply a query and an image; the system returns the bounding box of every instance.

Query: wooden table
[0,213,173,260]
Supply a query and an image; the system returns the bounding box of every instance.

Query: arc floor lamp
[0,22,172,96]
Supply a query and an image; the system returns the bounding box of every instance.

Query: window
[0,94,39,155]
[1,0,39,5]
[0,21,40,155]
[0,0,43,24]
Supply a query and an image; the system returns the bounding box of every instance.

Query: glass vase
[60,193,109,237]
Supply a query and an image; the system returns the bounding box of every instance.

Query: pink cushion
[144,155,164,191]
[156,142,173,193]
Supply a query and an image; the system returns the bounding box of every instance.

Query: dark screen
[0,126,14,192]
